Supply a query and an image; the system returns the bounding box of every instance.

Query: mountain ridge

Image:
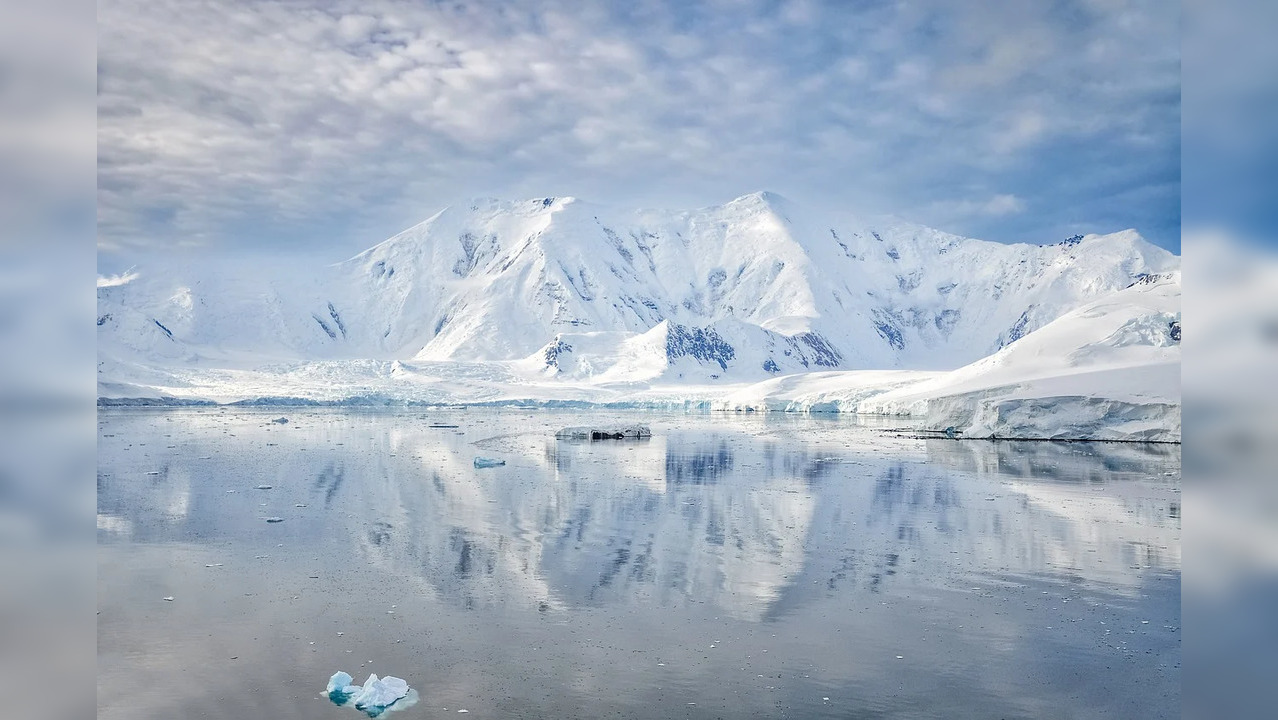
[98,192,1178,384]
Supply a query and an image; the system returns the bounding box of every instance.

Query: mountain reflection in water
[97,409,1180,720]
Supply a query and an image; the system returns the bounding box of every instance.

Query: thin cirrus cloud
[97,0,1180,262]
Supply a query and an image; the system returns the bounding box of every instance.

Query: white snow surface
[718,272,1181,441]
[98,193,1180,441]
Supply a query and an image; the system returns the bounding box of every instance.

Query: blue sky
[97,0,1180,265]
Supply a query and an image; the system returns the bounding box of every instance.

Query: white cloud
[926,194,1027,224]
[993,111,1049,155]
[97,269,139,287]
[96,0,1180,257]
[981,194,1027,216]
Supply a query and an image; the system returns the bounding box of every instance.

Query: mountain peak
[728,190,791,209]
[451,195,580,213]
[100,190,1181,389]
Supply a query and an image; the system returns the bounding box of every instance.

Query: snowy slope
[99,192,1176,381]
[94,272,1181,440]
[97,193,1180,440]
[719,272,1182,441]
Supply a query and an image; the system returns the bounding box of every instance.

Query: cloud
[97,0,1180,258]
[925,194,1026,227]
[96,269,139,288]
[981,194,1027,217]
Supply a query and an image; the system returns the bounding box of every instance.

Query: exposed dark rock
[665,324,735,370]
[556,425,652,441]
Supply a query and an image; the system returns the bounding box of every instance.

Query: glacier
[97,192,1180,441]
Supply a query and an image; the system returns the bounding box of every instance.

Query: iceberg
[555,425,652,441]
[326,671,414,717]
[326,671,356,701]
[473,457,506,468]
[353,674,409,710]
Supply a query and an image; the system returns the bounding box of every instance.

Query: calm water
[97,409,1180,719]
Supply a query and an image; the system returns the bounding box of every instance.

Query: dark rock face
[795,332,843,367]
[665,324,735,370]
[1005,308,1033,346]
[543,338,573,370]
[313,314,337,339]
[327,302,347,338]
[934,308,960,335]
[872,310,905,350]
[1128,272,1175,288]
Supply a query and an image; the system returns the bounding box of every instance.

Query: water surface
[98,409,1180,719]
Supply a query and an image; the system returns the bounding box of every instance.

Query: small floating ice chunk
[264,516,284,523]
[256,484,272,490]
[555,425,651,441]
[270,417,289,424]
[326,671,413,716]
[355,675,409,710]
[473,457,505,468]
[327,671,354,694]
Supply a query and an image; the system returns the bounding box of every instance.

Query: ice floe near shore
[555,425,652,440]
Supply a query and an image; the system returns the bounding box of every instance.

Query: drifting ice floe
[555,425,652,441]
[473,457,506,468]
[326,671,416,717]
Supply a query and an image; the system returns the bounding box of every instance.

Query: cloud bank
[98,0,1180,259]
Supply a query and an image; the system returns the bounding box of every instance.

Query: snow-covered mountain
[719,271,1182,441]
[99,191,1177,383]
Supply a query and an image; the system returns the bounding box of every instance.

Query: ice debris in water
[270,417,289,424]
[264,516,284,523]
[555,425,652,441]
[473,457,505,468]
[327,671,354,693]
[326,672,415,717]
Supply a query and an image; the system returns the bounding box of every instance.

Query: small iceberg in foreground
[326,671,417,717]
[555,425,652,441]
[473,457,506,468]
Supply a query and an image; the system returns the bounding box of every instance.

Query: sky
[97,0,1181,268]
